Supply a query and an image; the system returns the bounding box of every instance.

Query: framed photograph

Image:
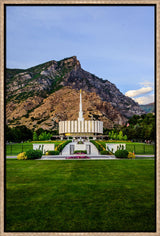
[0,1,159,235]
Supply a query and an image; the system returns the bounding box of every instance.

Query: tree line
[123,113,155,141]
[104,113,155,142]
[6,126,58,143]
[103,113,155,142]
[6,113,155,142]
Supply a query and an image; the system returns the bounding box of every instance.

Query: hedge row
[55,140,72,153]
[90,140,105,152]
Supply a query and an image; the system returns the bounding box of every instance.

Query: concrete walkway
[41,155,116,160]
[6,155,155,160]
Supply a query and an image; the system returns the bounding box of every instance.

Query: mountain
[6,56,145,130]
[140,103,155,113]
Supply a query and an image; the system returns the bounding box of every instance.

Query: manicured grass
[6,160,155,232]
[31,141,64,144]
[135,156,154,160]
[126,143,154,154]
[6,143,33,155]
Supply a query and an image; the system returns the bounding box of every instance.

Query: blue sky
[6,6,155,104]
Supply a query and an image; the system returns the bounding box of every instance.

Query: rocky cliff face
[6,56,145,130]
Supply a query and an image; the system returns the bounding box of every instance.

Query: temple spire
[78,89,84,122]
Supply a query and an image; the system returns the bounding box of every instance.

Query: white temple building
[59,90,103,138]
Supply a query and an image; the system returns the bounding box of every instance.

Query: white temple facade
[59,90,103,137]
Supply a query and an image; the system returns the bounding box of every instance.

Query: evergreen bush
[115,149,129,158]
[26,149,42,159]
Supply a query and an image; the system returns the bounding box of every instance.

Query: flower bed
[65,156,90,159]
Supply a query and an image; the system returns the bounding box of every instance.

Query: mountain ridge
[6,56,145,130]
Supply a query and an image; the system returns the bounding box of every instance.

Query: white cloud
[125,80,154,104]
[133,94,154,105]
[125,86,153,98]
[139,80,153,87]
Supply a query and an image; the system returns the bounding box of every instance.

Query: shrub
[26,149,42,159]
[46,150,60,155]
[128,152,135,159]
[74,150,87,154]
[17,152,27,160]
[115,149,129,158]
[100,150,111,155]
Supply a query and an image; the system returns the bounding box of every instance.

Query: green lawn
[6,143,33,155]
[126,143,154,154]
[6,159,155,232]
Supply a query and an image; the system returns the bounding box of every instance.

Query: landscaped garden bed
[65,156,90,159]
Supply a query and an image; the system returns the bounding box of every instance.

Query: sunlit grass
[6,159,155,232]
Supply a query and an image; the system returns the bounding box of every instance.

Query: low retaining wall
[33,144,55,154]
[106,143,126,153]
